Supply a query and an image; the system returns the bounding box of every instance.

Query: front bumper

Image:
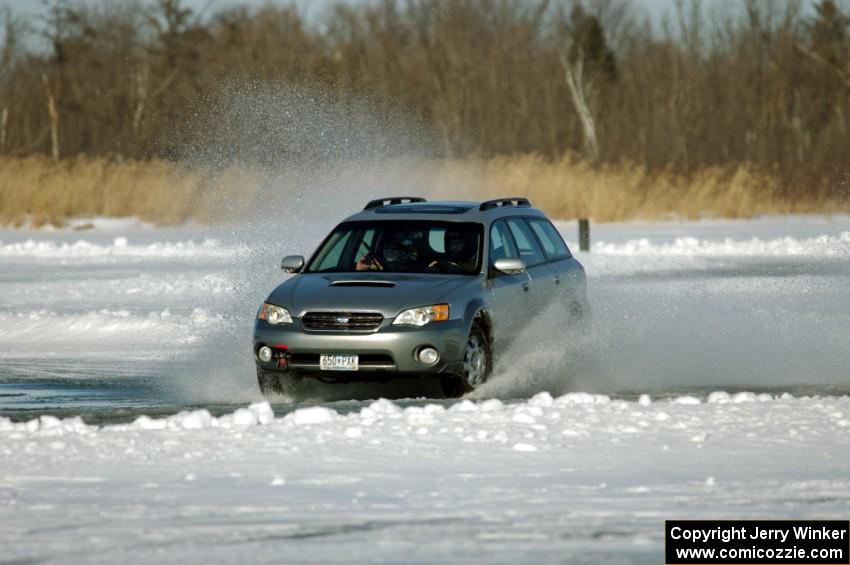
[253,318,466,377]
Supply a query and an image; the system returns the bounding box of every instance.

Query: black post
[578,218,590,252]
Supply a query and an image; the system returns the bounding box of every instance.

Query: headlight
[393,304,450,327]
[258,303,293,325]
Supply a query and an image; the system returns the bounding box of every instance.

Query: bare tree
[0,0,844,197]
[41,73,60,160]
[561,51,598,160]
[0,106,7,153]
[0,6,21,154]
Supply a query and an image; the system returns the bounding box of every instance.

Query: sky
[0,0,701,50]
[0,0,684,23]
[0,0,821,45]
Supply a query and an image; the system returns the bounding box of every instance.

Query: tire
[256,367,292,397]
[441,323,492,397]
[440,375,467,398]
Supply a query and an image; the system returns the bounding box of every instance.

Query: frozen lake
[1,214,849,563]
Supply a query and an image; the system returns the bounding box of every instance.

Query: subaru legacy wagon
[253,197,588,397]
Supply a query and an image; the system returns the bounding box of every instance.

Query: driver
[355,234,384,271]
[355,252,382,271]
[355,230,415,271]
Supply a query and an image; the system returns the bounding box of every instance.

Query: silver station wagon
[253,197,588,397]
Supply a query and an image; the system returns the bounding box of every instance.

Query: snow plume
[158,82,439,403]
[471,299,592,399]
[473,219,850,398]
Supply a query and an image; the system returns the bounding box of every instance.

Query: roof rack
[479,197,531,211]
[364,196,427,210]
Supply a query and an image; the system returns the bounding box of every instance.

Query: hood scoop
[329,280,397,288]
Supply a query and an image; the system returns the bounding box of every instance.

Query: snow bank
[593,232,850,257]
[0,402,275,436]
[9,216,158,231]
[0,237,247,259]
[2,398,850,562]
[4,392,849,442]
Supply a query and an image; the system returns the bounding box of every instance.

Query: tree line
[0,0,848,197]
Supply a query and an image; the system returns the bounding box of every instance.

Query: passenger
[428,230,478,273]
[450,230,478,268]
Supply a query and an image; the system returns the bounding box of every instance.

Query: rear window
[527,219,572,260]
[505,219,546,266]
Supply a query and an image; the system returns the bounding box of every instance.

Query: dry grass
[423,154,844,221]
[0,154,844,227]
[0,156,268,227]
[0,156,201,227]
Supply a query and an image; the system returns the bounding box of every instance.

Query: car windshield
[306,221,483,275]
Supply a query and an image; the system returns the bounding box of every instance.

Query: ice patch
[0,308,224,350]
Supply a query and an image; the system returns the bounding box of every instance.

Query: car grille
[301,311,383,332]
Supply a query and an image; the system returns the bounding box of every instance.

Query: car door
[503,217,554,315]
[486,220,531,346]
[526,217,586,315]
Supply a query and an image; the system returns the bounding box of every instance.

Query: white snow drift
[1,392,849,563]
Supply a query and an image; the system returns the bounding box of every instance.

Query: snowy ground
[1,214,850,563]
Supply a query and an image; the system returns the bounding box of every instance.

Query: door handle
[522,282,530,292]
[554,276,561,285]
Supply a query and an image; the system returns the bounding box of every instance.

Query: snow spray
[156,82,442,403]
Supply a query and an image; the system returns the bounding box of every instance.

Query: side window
[489,220,519,263]
[528,219,572,260]
[506,219,546,266]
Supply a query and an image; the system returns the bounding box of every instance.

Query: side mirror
[281,255,305,273]
[493,257,526,276]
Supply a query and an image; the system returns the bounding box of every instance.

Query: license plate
[319,354,359,371]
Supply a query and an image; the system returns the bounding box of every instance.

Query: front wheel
[441,324,492,397]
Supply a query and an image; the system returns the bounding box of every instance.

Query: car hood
[266,273,477,318]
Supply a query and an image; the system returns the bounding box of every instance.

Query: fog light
[417,347,439,366]
[258,346,273,363]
